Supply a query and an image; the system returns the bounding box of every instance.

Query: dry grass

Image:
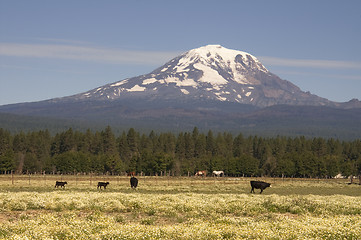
[0,175,360,239]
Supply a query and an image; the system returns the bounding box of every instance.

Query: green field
[0,175,360,239]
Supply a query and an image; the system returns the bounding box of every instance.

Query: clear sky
[1,0,361,105]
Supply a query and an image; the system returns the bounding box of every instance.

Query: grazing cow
[130,176,138,189]
[195,170,206,177]
[127,172,135,176]
[212,170,224,177]
[55,181,67,188]
[97,182,109,189]
[250,181,271,194]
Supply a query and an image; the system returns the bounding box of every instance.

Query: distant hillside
[1,104,361,140]
[0,113,98,134]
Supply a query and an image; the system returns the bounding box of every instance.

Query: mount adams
[72,45,333,107]
[1,45,360,138]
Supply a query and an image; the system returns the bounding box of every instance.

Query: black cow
[55,181,67,188]
[250,181,271,194]
[97,182,109,189]
[130,176,138,189]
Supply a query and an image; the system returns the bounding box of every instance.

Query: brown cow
[195,170,206,177]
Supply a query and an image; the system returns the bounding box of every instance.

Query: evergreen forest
[0,127,360,178]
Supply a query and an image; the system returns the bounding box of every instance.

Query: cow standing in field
[195,170,206,177]
[55,181,67,188]
[97,182,109,189]
[130,176,138,189]
[212,171,224,177]
[250,181,271,194]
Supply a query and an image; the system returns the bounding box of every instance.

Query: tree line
[0,127,360,178]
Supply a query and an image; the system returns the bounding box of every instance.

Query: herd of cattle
[55,175,271,193]
[55,176,139,190]
[54,176,139,190]
[195,170,225,177]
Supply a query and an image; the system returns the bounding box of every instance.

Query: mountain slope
[0,45,360,138]
[65,45,337,107]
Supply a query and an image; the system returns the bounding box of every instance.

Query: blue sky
[1,0,361,105]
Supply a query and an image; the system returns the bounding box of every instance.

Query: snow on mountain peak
[77,45,276,104]
[185,44,267,72]
[186,44,251,63]
[176,44,269,85]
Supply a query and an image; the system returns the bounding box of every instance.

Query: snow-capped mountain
[71,44,334,107]
[1,45,361,138]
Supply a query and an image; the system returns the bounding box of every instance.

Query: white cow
[212,170,224,177]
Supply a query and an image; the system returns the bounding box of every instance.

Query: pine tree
[0,149,14,173]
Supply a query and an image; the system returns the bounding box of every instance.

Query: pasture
[0,175,360,239]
